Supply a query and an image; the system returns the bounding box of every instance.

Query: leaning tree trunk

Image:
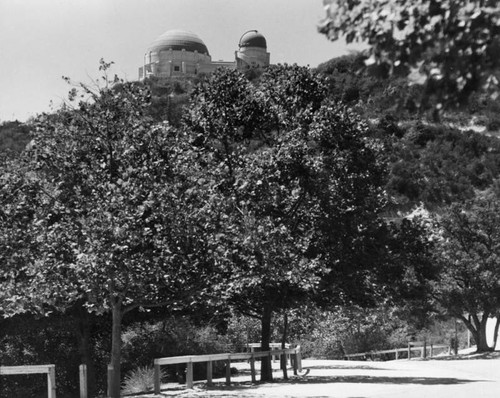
[476,313,493,352]
[463,312,493,353]
[109,301,123,398]
[260,304,273,382]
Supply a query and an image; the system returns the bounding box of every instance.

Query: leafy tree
[434,196,500,352]
[320,0,500,108]
[1,61,211,397]
[184,65,388,380]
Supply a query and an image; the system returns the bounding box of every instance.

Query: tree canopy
[320,0,500,108]
[1,62,213,397]
[183,65,390,378]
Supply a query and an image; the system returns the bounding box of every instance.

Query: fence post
[225,358,231,386]
[186,362,193,389]
[47,365,56,398]
[79,364,87,398]
[296,345,302,372]
[107,364,113,398]
[407,343,411,360]
[293,349,298,375]
[422,340,427,359]
[395,349,399,360]
[207,360,213,387]
[430,344,434,358]
[154,362,161,394]
[250,354,256,383]
[268,351,273,380]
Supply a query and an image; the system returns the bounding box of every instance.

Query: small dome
[147,29,210,55]
[239,30,267,49]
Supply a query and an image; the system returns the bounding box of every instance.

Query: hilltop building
[138,29,270,80]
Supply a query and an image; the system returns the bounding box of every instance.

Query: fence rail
[344,342,450,361]
[154,346,302,393]
[0,364,56,398]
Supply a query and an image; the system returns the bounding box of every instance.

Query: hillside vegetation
[2,57,500,397]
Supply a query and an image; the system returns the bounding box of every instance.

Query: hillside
[316,53,500,212]
[4,61,500,213]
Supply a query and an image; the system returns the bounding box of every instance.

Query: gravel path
[136,353,500,398]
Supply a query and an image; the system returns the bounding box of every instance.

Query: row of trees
[0,62,396,396]
[2,59,500,397]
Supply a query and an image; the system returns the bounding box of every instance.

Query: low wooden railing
[246,343,291,362]
[0,364,56,398]
[344,342,449,361]
[154,346,302,393]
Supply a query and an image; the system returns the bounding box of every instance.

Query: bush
[487,116,500,131]
[0,315,81,398]
[121,317,232,380]
[121,366,163,395]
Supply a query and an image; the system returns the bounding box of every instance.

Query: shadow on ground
[155,372,484,396]
[305,364,389,371]
[284,374,483,385]
[432,351,500,361]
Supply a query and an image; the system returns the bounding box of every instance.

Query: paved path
[141,354,500,397]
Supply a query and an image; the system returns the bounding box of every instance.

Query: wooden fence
[0,364,56,398]
[344,341,450,361]
[153,346,302,394]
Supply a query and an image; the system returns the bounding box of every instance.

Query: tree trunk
[459,313,493,353]
[476,313,493,352]
[475,324,491,352]
[493,316,500,350]
[280,312,288,380]
[75,309,97,398]
[109,301,123,398]
[260,304,273,382]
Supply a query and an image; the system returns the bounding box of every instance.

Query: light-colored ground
[138,352,500,398]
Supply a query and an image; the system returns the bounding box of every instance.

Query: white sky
[0,0,364,122]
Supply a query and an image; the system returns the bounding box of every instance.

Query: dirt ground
[138,352,500,398]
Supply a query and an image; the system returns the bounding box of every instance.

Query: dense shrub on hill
[382,122,500,208]
[0,121,31,156]
[316,53,423,119]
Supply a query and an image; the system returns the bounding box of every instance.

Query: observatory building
[139,29,270,80]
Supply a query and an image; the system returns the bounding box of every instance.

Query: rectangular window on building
[174,65,180,72]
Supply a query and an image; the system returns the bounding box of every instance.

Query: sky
[0,0,365,122]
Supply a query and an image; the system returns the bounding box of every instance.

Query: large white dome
[147,29,210,55]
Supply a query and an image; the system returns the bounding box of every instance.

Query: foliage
[121,317,231,371]
[383,122,500,209]
[184,65,389,379]
[0,60,213,397]
[316,53,420,118]
[121,366,162,395]
[142,76,195,125]
[297,306,410,358]
[225,314,262,352]
[0,315,81,398]
[0,121,31,157]
[0,156,45,317]
[320,0,500,108]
